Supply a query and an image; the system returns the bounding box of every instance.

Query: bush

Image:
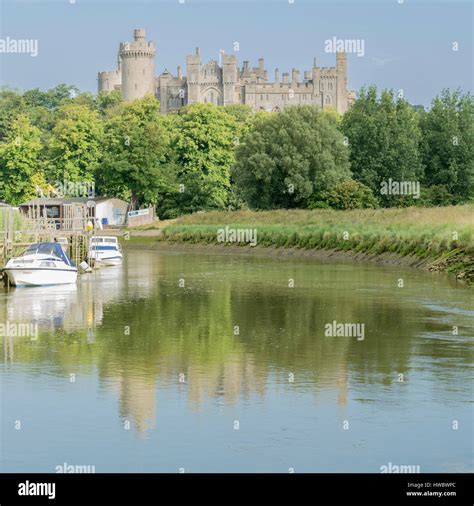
[308,179,379,210]
[417,184,455,207]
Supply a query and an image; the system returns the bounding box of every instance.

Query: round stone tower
[119,28,156,101]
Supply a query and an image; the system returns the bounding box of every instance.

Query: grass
[0,208,28,232]
[156,205,474,283]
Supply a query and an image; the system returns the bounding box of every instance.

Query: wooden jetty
[0,204,91,282]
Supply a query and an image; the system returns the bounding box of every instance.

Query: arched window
[203,87,222,105]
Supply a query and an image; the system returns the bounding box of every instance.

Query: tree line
[0,84,472,217]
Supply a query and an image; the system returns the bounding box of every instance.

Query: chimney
[195,47,200,56]
[292,68,300,84]
[313,57,317,68]
[275,68,280,83]
[283,72,289,84]
[177,66,182,79]
[264,70,268,81]
[258,58,264,70]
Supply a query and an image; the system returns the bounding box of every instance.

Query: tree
[171,103,239,211]
[419,89,473,203]
[47,103,103,184]
[233,105,351,209]
[23,84,79,110]
[98,96,173,209]
[341,86,423,207]
[95,90,123,116]
[0,115,44,204]
[0,88,26,141]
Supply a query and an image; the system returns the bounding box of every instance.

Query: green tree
[233,105,351,209]
[170,103,239,212]
[95,90,123,116]
[419,89,474,203]
[47,103,103,184]
[0,88,26,141]
[341,86,423,207]
[98,96,173,209]
[23,84,79,110]
[0,115,44,204]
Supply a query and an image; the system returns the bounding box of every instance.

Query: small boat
[2,242,78,287]
[87,236,123,267]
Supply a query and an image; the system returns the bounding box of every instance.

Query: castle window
[328,82,333,91]
[320,82,324,91]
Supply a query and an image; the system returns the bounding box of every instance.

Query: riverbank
[126,205,474,285]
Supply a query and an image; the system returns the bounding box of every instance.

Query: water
[1,249,473,473]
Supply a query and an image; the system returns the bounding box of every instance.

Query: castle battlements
[98,28,355,113]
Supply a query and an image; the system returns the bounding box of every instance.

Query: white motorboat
[2,242,78,287]
[88,236,123,266]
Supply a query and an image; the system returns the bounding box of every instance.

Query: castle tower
[98,69,121,93]
[222,54,239,106]
[119,28,156,101]
[336,51,348,114]
[98,54,122,94]
[186,47,202,104]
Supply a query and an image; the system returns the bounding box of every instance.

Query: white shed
[93,198,130,227]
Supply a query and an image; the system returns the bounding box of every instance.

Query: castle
[98,29,356,114]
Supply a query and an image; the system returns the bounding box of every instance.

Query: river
[1,249,472,472]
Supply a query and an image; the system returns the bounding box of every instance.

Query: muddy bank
[122,239,473,285]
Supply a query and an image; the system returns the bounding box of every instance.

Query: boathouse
[19,197,130,229]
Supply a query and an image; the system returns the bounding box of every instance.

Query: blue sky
[0,0,472,106]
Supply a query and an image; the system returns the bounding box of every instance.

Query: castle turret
[98,69,121,93]
[186,47,202,104]
[98,52,122,94]
[119,28,156,101]
[292,68,300,84]
[222,54,239,106]
[336,51,348,113]
[275,68,280,83]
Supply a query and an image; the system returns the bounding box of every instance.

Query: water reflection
[1,250,472,470]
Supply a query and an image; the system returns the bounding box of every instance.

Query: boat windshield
[22,243,75,266]
[90,236,119,251]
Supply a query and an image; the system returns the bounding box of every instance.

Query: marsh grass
[157,206,474,283]
[160,205,474,261]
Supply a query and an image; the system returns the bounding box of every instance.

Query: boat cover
[23,242,76,267]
